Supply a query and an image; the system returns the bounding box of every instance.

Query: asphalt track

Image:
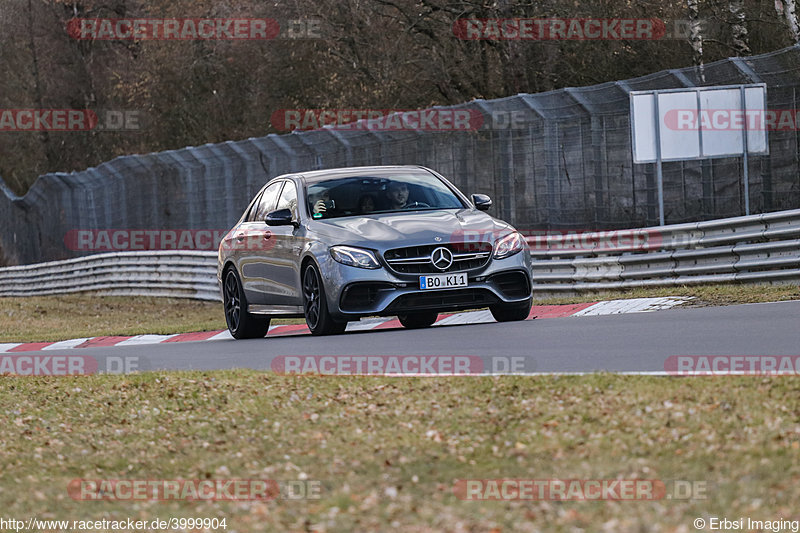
[10,300,799,374]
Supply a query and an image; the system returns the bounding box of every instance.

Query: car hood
[309,209,514,249]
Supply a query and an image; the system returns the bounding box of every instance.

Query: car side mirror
[471,194,492,211]
[265,208,296,226]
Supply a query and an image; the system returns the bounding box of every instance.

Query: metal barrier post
[653,90,666,226]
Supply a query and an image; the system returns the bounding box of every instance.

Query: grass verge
[1,283,797,343]
[0,373,797,532]
[0,295,226,343]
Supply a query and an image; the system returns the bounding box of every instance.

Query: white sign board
[630,84,768,164]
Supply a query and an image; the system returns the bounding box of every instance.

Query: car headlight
[493,232,525,259]
[330,245,381,269]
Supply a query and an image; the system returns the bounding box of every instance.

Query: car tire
[398,311,438,329]
[302,263,347,336]
[490,299,532,322]
[223,267,271,339]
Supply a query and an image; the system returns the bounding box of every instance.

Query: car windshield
[305,173,465,219]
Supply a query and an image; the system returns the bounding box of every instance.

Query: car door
[237,181,283,304]
[264,180,304,307]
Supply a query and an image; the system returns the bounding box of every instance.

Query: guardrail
[0,209,798,300]
[0,251,220,301]
[528,208,800,293]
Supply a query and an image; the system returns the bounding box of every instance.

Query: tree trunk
[688,0,705,82]
[729,0,751,56]
[775,0,800,43]
[26,0,57,170]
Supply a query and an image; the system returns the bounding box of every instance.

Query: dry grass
[0,372,797,532]
[0,295,226,342]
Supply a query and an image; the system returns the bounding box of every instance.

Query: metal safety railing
[0,209,798,301]
[528,208,800,292]
[0,251,220,301]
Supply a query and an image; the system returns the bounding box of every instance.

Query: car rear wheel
[490,300,532,322]
[223,268,271,339]
[302,263,347,336]
[398,311,438,329]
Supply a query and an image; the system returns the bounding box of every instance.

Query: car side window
[276,181,298,220]
[245,190,264,222]
[253,182,284,222]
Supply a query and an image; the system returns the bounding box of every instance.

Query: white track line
[346,317,392,331]
[41,338,92,350]
[0,343,22,353]
[435,310,494,326]
[2,297,694,352]
[208,330,234,341]
[573,297,689,316]
[115,334,180,346]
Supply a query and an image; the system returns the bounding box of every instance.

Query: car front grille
[384,242,492,274]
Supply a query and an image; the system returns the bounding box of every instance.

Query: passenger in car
[357,194,376,214]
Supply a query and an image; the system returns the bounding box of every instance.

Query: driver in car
[385,181,411,210]
[311,189,334,216]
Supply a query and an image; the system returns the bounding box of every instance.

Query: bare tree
[729,0,750,55]
[25,0,57,169]
[688,0,705,81]
[775,0,800,42]
[2,0,799,194]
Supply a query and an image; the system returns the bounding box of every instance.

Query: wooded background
[2,0,800,196]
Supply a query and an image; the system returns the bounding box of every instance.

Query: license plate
[419,272,468,290]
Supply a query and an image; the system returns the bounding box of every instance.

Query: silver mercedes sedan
[217,165,533,338]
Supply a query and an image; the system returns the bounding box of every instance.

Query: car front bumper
[318,250,533,320]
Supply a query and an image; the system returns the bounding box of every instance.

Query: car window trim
[255,180,286,222]
[276,180,298,221]
[245,189,265,223]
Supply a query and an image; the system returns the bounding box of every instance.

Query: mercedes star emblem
[431,247,453,271]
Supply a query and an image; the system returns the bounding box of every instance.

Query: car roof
[290,165,435,184]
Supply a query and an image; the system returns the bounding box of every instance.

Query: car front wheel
[302,263,347,336]
[490,300,532,322]
[223,268,271,339]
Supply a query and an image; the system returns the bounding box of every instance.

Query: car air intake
[488,271,531,299]
[340,282,396,312]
